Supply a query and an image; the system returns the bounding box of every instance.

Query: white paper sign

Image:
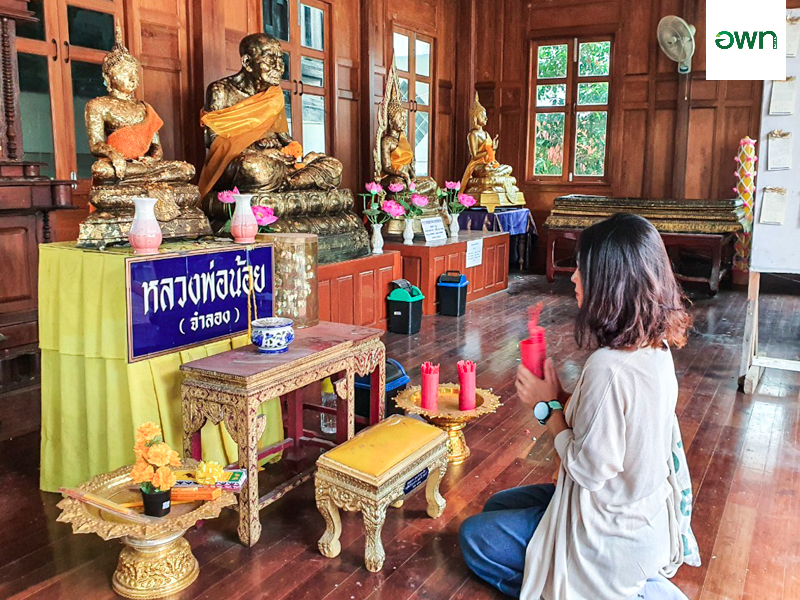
[788,20,800,57]
[465,239,484,268]
[768,134,793,170]
[769,78,796,114]
[760,189,788,224]
[420,217,447,243]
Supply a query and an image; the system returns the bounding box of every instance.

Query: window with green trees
[528,37,612,182]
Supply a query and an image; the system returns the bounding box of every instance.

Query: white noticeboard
[740,8,800,395]
[752,10,800,276]
[465,239,483,268]
[420,217,447,243]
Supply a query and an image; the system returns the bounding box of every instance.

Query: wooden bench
[546,227,735,296]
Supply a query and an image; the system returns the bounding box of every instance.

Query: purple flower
[218,186,240,204]
[253,205,278,226]
[388,182,404,193]
[409,181,416,191]
[381,199,406,218]
[445,181,460,191]
[458,194,477,208]
[410,194,429,208]
[365,182,383,195]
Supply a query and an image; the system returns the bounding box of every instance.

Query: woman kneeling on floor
[459,213,699,600]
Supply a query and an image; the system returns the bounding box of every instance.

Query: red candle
[420,362,439,411]
[458,360,477,411]
[521,302,547,378]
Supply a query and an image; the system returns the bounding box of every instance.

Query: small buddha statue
[77,23,210,246]
[198,33,369,264]
[199,33,343,196]
[460,92,524,211]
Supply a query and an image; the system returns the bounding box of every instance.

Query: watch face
[533,402,550,421]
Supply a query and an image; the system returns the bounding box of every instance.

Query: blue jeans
[459,484,688,600]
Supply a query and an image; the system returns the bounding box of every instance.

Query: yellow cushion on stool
[320,415,444,482]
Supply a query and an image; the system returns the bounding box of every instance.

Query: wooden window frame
[391,25,434,178]
[273,0,333,155]
[526,35,613,186]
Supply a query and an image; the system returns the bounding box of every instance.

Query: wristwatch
[533,400,563,425]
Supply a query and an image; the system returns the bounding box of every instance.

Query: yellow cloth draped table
[39,242,283,493]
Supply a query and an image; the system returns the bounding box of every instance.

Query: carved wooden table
[180,322,386,546]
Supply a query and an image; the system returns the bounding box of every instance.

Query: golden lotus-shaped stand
[394,384,501,466]
[56,460,235,599]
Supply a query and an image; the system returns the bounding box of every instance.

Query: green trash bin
[387,279,425,334]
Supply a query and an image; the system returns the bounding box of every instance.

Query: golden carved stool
[314,414,448,572]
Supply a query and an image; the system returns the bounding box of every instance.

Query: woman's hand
[515,358,561,409]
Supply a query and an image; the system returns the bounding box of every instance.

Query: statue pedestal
[78,182,211,247]
[476,190,526,213]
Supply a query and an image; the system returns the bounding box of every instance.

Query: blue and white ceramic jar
[251,317,295,353]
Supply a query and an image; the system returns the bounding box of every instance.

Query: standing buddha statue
[460,92,525,212]
[77,23,210,247]
[198,33,368,263]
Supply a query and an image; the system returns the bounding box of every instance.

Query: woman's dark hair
[575,213,691,349]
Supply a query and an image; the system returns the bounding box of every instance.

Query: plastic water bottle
[320,377,337,434]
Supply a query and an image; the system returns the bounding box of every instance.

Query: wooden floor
[1,272,799,600]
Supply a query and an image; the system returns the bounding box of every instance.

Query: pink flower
[410,194,429,208]
[217,186,240,204]
[252,205,278,227]
[365,182,383,195]
[388,182,404,193]
[409,181,416,191]
[445,181,460,191]
[458,194,477,208]
[381,199,406,218]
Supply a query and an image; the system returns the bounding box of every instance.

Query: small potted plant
[130,422,181,517]
[360,182,391,254]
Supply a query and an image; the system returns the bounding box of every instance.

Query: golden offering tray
[394,384,501,465]
[56,460,235,599]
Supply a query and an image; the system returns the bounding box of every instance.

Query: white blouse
[520,345,679,600]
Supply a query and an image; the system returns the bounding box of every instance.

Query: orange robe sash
[460,140,497,192]
[106,103,163,160]
[198,86,289,197]
[390,134,414,170]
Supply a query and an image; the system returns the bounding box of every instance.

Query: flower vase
[371,223,385,254]
[449,212,461,238]
[402,219,414,245]
[231,194,259,244]
[129,197,162,255]
[141,488,171,517]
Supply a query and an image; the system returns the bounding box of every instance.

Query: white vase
[371,223,384,254]
[231,194,258,244]
[402,219,414,245]
[129,197,162,255]
[449,212,460,238]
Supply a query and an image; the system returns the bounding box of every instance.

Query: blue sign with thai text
[126,246,273,361]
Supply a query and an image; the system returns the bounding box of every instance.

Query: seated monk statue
[198,33,343,197]
[376,79,437,198]
[460,92,523,207]
[77,23,210,246]
[86,25,194,188]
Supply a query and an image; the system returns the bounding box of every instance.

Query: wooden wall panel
[455,0,763,270]
[0,217,37,314]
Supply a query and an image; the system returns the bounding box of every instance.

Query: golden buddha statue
[199,33,368,263]
[460,92,525,213]
[77,24,210,247]
[374,63,443,234]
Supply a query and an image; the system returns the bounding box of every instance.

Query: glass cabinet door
[15,0,67,179]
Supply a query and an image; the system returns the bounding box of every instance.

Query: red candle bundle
[520,302,547,379]
[457,360,477,410]
[420,362,440,411]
